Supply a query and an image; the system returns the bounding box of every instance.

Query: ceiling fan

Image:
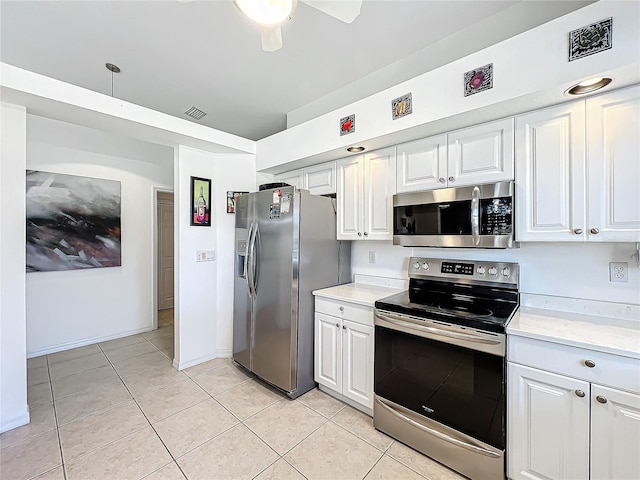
[179,0,362,52]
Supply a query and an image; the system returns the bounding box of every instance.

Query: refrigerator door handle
[244,221,254,297]
[253,223,260,295]
[248,221,258,298]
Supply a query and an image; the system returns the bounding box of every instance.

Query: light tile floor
[1,309,466,480]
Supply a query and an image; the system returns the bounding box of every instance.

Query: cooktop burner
[375,257,520,334]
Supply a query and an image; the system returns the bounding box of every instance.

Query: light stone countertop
[313,283,403,308]
[507,307,640,359]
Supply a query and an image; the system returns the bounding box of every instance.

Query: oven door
[373,309,506,480]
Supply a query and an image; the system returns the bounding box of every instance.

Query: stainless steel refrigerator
[233,185,350,398]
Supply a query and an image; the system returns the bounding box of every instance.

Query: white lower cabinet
[508,336,640,480]
[314,298,374,414]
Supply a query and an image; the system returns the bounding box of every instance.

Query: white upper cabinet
[396,135,447,193]
[516,101,586,241]
[395,119,514,193]
[274,161,337,195]
[516,86,640,242]
[303,161,336,196]
[274,169,303,189]
[447,117,514,187]
[337,147,396,240]
[586,86,640,242]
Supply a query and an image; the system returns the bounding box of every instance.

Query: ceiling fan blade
[301,0,362,23]
[261,25,283,52]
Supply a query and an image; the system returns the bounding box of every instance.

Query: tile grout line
[46,353,68,480]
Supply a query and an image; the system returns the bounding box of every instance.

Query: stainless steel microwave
[393,181,514,248]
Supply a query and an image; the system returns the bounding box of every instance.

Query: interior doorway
[156,190,174,327]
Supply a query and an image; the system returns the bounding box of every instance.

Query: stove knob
[421,262,430,270]
[488,266,498,276]
[477,266,486,275]
[501,267,511,277]
[413,262,420,269]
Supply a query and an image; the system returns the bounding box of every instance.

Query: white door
[591,384,640,480]
[448,117,514,187]
[304,161,336,195]
[314,313,342,392]
[157,191,174,310]
[336,155,363,240]
[396,135,447,192]
[342,320,374,409]
[586,86,640,242]
[515,101,586,241]
[507,363,590,480]
[363,147,396,240]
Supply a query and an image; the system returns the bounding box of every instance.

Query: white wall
[0,103,28,432]
[352,241,640,308]
[174,146,256,369]
[258,1,640,172]
[25,115,173,356]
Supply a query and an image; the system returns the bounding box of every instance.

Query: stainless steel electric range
[373,257,519,480]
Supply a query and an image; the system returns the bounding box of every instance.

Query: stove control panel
[409,257,519,286]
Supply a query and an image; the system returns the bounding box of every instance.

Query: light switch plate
[196,250,216,262]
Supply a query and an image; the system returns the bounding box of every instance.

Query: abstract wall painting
[26,171,122,272]
[464,63,493,97]
[569,18,613,62]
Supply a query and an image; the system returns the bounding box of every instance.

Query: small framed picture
[190,176,211,226]
[392,93,413,120]
[464,63,493,97]
[340,114,355,136]
[227,191,248,214]
[569,17,613,61]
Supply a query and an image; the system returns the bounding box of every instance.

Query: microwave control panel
[480,197,513,235]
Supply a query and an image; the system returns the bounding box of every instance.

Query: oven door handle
[374,311,501,345]
[375,397,501,459]
[471,185,481,245]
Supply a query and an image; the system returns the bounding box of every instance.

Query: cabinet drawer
[508,335,640,394]
[315,297,373,326]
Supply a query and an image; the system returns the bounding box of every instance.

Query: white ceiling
[1,0,594,141]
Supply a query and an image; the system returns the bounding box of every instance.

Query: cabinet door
[515,102,586,241]
[591,384,640,480]
[448,117,514,187]
[314,313,341,391]
[396,135,447,193]
[275,169,304,189]
[304,161,336,195]
[587,86,640,242]
[336,156,363,240]
[363,147,396,240]
[507,363,590,480]
[342,319,374,409]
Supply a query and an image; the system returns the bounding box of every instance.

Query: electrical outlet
[368,251,376,264]
[609,262,628,283]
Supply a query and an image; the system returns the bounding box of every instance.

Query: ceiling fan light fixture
[234,0,293,26]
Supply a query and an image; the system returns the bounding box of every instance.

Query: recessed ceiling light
[346,146,365,153]
[566,77,612,95]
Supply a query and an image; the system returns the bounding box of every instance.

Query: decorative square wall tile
[464,63,493,97]
[340,114,355,136]
[392,93,412,120]
[569,17,613,61]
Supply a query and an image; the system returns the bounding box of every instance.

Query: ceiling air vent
[185,106,207,120]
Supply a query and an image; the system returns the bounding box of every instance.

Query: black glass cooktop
[375,279,519,334]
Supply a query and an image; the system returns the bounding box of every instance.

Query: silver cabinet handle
[335,323,340,328]
[363,232,368,237]
[339,306,344,312]
[448,176,455,182]
[590,228,600,234]
[357,232,362,237]
[439,177,446,184]
[584,360,596,368]
[574,228,583,235]
[596,395,607,404]
[342,325,346,330]
[575,390,586,397]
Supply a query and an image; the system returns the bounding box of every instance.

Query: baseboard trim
[27,326,160,358]
[174,350,231,371]
[1,409,30,434]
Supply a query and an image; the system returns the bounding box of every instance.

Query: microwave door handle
[471,186,480,245]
